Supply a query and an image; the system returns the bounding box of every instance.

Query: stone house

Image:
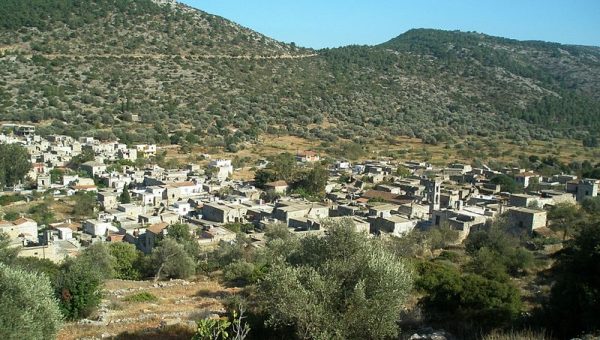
[370,215,417,237]
[37,174,51,190]
[575,179,599,202]
[83,219,115,236]
[98,191,120,211]
[171,201,191,216]
[507,207,547,233]
[164,181,202,204]
[142,222,169,253]
[202,202,248,224]
[135,144,157,158]
[431,207,491,242]
[514,172,540,188]
[264,180,289,194]
[80,161,107,177]
[272,202,329,225]
[208,159,234,181]
[296,150,320,163]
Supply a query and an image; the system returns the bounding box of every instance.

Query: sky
[181,0,600,49]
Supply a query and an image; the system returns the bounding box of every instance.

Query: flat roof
[509,207,546,214]
[383,215,411,223]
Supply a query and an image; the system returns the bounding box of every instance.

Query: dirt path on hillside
[2,49,318,61]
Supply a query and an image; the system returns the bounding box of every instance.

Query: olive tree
[258,220,413,339]
[152,238,195,281]
[0,144,31,189]
[0,263,62,339]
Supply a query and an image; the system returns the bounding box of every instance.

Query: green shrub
[123,292,158,303]
[54,258,102,320]
[416,261,522,331]
[223,260,265,286]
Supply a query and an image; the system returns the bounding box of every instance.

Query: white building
[208,159,234,181]
[171,201,191,216]
[83,219,115,236]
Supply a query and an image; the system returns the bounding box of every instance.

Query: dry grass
[57,278,240,340]
[158,134,593,182]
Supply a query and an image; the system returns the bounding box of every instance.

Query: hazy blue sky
[181,0,600,49]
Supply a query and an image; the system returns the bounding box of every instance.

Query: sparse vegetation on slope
[1,2,600,150]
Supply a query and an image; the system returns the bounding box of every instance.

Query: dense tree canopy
[416,261,522,331]
[151,238,196,281]
[0,144,31,189]
[547,220,600,337]
[0,263,63,340]
[258,221,413,339]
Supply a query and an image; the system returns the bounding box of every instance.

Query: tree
[1,211,19,221]
[10,257,61,284]
[55,258,103,320]
[77,242,115,280]
[50,168,64,184]
[0,263,63,340]
[258,221,413,339]
[166,223,194,242]
[151,238,195,281]
[490,174,519,193]
[53,243,115,320]
[28,202,55,226]
[581,196,600,216]
[264,223,292,243]
[395,165,412,178]
[69,148,94,168]
[194,317,231,340]
[72,191,97,218]
[465,221,534,276]
[338,142,365,160]
[165,223,201,261]
[268,153,297,183]
[416,261,522,331]
[120,186,131,204]
[193,308,250,340]
[253,169,275,188]
[428,222,460,249]
[298,163,328,196]
[0,233,20,266]
[260,189,281,203]
[0,144,31,189]
[547,220,600,337]
[109,242,142,280]
[548,202,580,240]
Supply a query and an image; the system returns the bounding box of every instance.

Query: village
[0,123,598,264]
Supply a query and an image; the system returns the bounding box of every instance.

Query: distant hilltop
[0,0,599,148]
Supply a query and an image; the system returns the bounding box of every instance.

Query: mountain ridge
[1,0,599,150]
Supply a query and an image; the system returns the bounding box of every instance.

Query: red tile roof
[107,234,125,242]
[170,181,195,188]
[265,180,288,187]
[72,185,97,190]
[147,222,169,234]
[13,218,30,225]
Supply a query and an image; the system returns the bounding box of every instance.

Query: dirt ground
[57,277,240,340]
[159,134,593,182]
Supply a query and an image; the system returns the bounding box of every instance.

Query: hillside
[57,278,235,339]
[1,0,600,150]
